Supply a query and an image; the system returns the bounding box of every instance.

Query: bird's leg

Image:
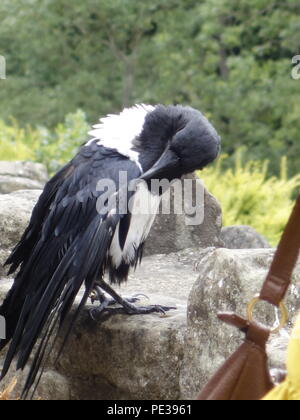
[89,283,151,320]
[89,285,116,315]
[90,283,147,306]
[89,281,176,320]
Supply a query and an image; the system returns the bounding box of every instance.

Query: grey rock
[221,225,271,249]
[0,251,9,280]
[123,249,201,301]
[0,250,200,400]
[180,248,300,399]
[57,300,187,400]
[0,362,70,401]
[0,190,42,278]
[54,250,200,400]
[0,176,46,195]
[0,161,48,194]
[145,174,223,255]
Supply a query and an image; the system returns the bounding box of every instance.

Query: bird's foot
[89,283,176,320]
[90,301,176,321]
[90,285,147,305]
[89,292,151,320]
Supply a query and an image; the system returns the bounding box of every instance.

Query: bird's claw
[121,304,177,316]
[88,285,176,320]
[89,303,176,320]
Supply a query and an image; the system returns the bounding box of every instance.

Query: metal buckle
[247,296,288,334]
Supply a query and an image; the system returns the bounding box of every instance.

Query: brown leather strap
[260,195,300,306]
[218,314,270,347]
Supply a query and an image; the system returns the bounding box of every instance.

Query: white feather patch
[109,182,161,268]
[87,104,155,170]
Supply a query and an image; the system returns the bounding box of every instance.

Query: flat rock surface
[115,249,201,302]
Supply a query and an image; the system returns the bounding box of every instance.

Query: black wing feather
[0,141,141,395]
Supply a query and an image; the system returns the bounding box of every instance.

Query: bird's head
[138,105,221,181]
[88,104,221,180]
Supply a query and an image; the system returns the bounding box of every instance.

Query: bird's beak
[141,147,179,181]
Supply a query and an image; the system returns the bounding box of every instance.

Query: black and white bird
[0,104,220,396]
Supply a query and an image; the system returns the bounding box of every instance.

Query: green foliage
[35,110,90,174]
[199,151,300,245]
[0,110,89,175]
[0,0,300,176]
[0,119,40,161]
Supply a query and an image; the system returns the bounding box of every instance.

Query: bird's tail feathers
[1,213,119,399]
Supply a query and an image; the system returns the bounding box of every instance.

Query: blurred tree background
[0,0,300,242]
[1,0,300,174]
